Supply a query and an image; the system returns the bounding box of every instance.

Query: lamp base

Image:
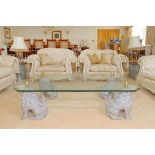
[16,52,23,60]
[17,63,27,81]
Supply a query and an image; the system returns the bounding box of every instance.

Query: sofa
[0,55,19,91]
[137,55,155,94]
[27,48,77,79]
[78,49,128,80]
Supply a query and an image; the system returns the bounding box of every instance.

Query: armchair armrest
[137,55,155,78]
[137,56,145,76]
[64,54,77,74]
[115,54,129,77]
[78,55,91,75]
[27,54,40,76]
[0,55,19,73]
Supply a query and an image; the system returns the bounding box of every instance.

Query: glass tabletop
[14,75,139,93]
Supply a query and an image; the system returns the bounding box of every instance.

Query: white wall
[0,26,16,46]
[13,26,125,49]
[0,26,4,46]
[0,26,17,54]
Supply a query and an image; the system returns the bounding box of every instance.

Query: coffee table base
[20,91,132,120]
[21,92,57,120]
[21,93,47,120]
[101,92,132,120]
[43,92,57,99]
[20,92,57,120]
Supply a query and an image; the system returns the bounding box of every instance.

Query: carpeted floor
[0,86,155,129]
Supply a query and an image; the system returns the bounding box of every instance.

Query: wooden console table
[128,47,145,63]
[0,48,4,55]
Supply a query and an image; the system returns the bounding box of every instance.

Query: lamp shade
[128,36,142,49]
[10,37,28,52]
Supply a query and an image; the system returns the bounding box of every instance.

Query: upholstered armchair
[0,55,19,91]
[78,49,128,80]
[137,55,155,94]
[27,48,77,79]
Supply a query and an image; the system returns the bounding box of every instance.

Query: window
[132,26,146,45]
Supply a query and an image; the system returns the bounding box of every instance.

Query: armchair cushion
[90,64,117,72]
[39,53,55,66]
[0,67,14,79]
[88,54,100,64]
[39,53,65,66]
[100,53,113,64]
[37,65,66,72]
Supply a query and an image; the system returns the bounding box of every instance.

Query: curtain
[146,26,155,55]
[97,29,120,49]
[145,26,155,45]
[120,26,132,54]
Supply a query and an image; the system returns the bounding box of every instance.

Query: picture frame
[52,31,62,40]
[4,27,11,39]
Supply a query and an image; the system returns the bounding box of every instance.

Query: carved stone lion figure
[106,92,132,120]
[21,93,48,120]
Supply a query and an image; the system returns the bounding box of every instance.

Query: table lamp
[128,36,143,63]
[128,36,142,49]
[10,37,28,61]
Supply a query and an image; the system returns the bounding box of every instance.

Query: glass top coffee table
[14,76,139,120]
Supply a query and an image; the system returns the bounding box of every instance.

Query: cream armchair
[78,49,128,80]
[27,48,77,79]
[137,55,155,94]
[0,55,19,91]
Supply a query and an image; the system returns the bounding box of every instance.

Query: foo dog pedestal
[21,92,57,120]
[21,93,47,120]
[101,92,132,120]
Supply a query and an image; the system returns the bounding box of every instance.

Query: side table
[129,62,140,80]
[0,48,4,55]
[18,62,27,80]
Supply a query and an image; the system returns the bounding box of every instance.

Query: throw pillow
[100,53,113,64]
[39,53,54,66]
[88,54,100,64]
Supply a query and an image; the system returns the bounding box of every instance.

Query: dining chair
[59,40,69,49]
[34,39,44,54]
[47,39,56,48]
[24,39,33,57]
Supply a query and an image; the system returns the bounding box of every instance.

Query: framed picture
[52,31,62,40]
[4,27,11,39]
